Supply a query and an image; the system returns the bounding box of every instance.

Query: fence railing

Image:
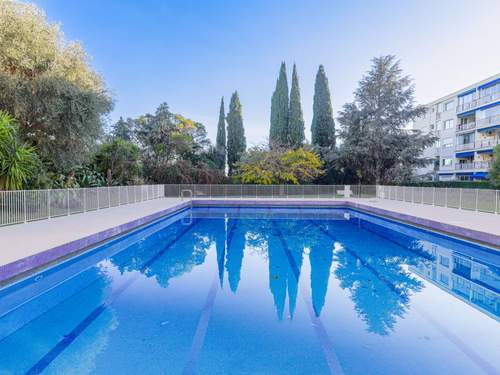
[377,185,500,214]
[163,184,377,200]
[2,183,499,226]
[0,185,165,226]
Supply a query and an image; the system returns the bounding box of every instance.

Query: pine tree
[269,62,289,147]
[311,65,335,149]
[227,91,246,175]
[288,64,305,148]
[215,97,226,170]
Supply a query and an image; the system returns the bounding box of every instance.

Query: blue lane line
[25,220,200,375]
[309,220,498,375]
[181,220,239,375]
[271,221,345,375]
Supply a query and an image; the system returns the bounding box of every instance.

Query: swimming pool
[0,206,498,374]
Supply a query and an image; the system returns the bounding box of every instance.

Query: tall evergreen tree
[269,62,289,147]
[311,65,335,149]
[337,55,436,184]
[227,91,246,175]
[288,64,305,148]
[215,97,226,170]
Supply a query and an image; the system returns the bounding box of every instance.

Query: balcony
[475,137,500,149]
[456,90,500,113]
[476,114,500,130]
[455,161,492,171]
[455,142,475,151]
[456,122,476,132]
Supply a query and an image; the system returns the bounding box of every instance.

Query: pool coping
[1,198,498,285]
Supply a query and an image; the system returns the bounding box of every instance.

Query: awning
[477,124,500,132]
[456,172,473,176]
[473,172,489,180]
[477,149,493,154]
[455,151,475,157]
[478,78,500,90]
[457,110,475,117]
[438,173,454,176]
[458,88,476,97]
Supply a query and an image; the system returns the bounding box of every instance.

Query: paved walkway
[0,198,184,267]
[348,198,500,237]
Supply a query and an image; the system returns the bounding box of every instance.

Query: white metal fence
[1,184,499,226]
[164,184,377,199]
[377,185,500,214]
[0,185,165,226]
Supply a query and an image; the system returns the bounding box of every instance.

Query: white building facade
[414,73,500,181]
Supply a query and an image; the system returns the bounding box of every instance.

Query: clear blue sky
[36,0,500,145]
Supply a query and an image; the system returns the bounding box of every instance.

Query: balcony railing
[455,142,474,151]
[475,138,500,149]
[456,90,500,113]
[456,122,476,132]
[454,161,492,170]
[476,114,500,130]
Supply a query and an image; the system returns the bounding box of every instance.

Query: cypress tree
[311,65,335,149]
[215,97,226,170]
[227,91,246,175]
[269,62,289,147]
[288,64,305,148]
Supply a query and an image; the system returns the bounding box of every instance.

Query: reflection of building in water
[411,241,499,320]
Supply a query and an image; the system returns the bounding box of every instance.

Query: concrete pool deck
[1,197,499,284]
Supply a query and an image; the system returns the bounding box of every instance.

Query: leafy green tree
[337,56,436,184]
[215,97,226,170]
[227,92,246,176]
[0,1,112,173]
[288,64,305,148]
[490,145,500,187]
[0,111,39,190]
[94,138,142,185]
[270,62,289,147]
[311,65,335,149]
[235,146,323,184]
[135,102,223,184]
[112,117,135,141]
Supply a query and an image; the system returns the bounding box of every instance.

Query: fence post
[459,188,463,210]
[67,189,70,215]
[83,188,87,212]
[47,189,51,218]
[445,188,448,208]
[23,190,27,223]
[475,189,478,212]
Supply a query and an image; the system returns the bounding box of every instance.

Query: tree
[311,65,335,149]
[337,55,436,184]
[0,112,39,190]
[134,102,223,184]
[235,146,324,184]
[490,145,500,187]
[94,138,142,185]
[288,64,305,148]
[269,62,289,147]
[111,117,135,141]
[0,1,112,173]
[227,91,246,176]
[215,97,226,170]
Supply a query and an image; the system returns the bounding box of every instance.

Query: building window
[439,273,449,286]
[430,124,435,130]
[441,158,453,166]
[444,101,454,111]
[440,255,450,267]
[458,92,475,106]
[443,119,454,129]
[442,138,454,148]
[458,175,471,181]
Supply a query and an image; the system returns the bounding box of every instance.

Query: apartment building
[413,73,500,181]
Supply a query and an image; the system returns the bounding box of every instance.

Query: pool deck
[1,197,499,284]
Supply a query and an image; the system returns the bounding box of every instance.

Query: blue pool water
[0,206,499,374]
